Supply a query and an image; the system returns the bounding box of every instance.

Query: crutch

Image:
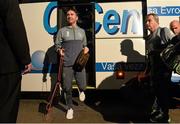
[45,55,64,114]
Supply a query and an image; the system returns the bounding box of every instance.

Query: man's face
[66,10,78,25]
[170,22,180,35]
[145,15,158,32]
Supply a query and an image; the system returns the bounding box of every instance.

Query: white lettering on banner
[148,7,158,14]
[161,7,166,14]
[174,8,180,14]
[96,62,146,72]
[161,7,180,15]
[101,63,115,71]
[148,6,180,16]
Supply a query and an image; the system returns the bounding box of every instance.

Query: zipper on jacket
[73,27,75,40]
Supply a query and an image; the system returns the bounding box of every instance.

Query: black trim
[19,0,147,4]
[19,0,57,4]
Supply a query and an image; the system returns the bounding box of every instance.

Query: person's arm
[54,29,64,56]
[163,27,174,43]
[5,0,31,73]
[82,30,89,54]
[55,29,62,51]
[5,0,31,65]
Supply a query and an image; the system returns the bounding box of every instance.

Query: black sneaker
[150,113,170,123]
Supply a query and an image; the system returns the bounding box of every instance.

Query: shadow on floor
[84,87,153,123]
[20,81,179,123]
[83,82,180,123]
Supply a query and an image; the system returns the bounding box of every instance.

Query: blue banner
[96,62,145,72]
[148,6,180,16]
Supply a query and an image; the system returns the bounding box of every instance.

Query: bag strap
[160,27,167,45]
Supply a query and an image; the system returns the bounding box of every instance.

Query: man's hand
[83,47,89,54]
[22,63,32,75]
[58,48,65,56]
[42,74,47,82]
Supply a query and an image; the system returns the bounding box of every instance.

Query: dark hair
[66,7,78,16]
[146,13,159,24]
